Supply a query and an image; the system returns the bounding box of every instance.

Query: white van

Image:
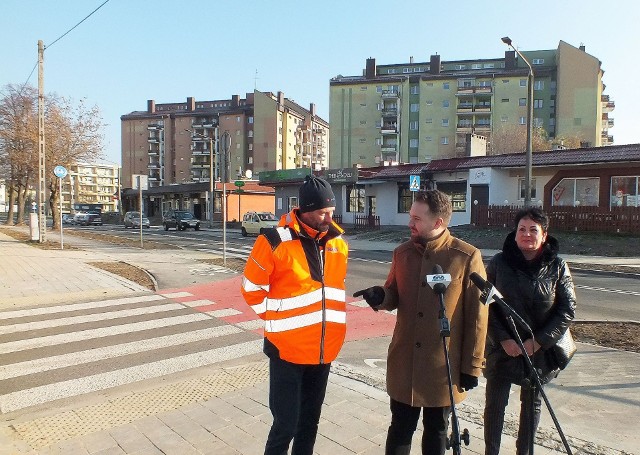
[241,211,278,236]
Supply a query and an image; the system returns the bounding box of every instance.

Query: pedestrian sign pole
[53,165,68,250]
[410,175,420,202]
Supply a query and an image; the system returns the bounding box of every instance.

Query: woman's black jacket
[484,232,577,384]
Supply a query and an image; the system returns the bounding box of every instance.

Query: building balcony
[602,101,615,113]
[474,104,491,111]
[148,150,159,156]
[147,123,163,130]
[148,163,160,169]
[456,125,473,133]
[474,123,491,131]
[381,108,398,117]
[381,90,400,99]
[381,127,398,135]
[457,104,473,112]
[147,137,160,143]
[602,118,615,129]
[381,146,397,153]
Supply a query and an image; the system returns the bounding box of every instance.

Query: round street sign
[234,180,245,187]
[53,165,68,179]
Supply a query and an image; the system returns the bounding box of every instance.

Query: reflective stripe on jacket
[241,210,348,364]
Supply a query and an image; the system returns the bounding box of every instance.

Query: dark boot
[386,444,411,455]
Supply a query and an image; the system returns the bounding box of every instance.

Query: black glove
[353,286,385,311]
[459,373,478,391]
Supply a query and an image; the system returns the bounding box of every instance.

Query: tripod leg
[517,381,542,455]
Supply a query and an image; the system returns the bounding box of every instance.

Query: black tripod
[427,267,469,454]
[470,272,573,454]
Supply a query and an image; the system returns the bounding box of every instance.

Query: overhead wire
[15,0,111,94]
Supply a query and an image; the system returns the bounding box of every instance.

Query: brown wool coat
[379,229,489,407]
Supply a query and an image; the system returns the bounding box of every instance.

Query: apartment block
[329,40,614,168]
[120,90,329,190]
[58,163,120,213]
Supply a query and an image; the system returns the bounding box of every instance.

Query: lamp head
[501,36,512,46]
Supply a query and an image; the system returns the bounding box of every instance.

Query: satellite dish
[245,170,253,179]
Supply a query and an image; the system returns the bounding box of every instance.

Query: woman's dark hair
[514,207,549,232]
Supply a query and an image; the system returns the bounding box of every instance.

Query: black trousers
[264,356,331,455]
[385,398,451,455]
[484,376,542,455]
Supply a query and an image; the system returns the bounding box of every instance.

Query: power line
[14,0,111,93]
[45,0,111,50]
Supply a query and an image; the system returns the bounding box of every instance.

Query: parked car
[241,211,278,236]
[75,211,102,226]
[123,211,150,229]
[62,214,75,225]
[162,210,200,231]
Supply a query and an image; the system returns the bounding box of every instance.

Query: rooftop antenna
[254,69,259,90]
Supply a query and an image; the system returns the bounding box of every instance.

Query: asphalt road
[69,224,640,322]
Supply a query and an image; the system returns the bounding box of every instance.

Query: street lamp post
[502,36,534,207]
[185,128,216,228]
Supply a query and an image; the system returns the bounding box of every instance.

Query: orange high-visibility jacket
[241,210,349,365]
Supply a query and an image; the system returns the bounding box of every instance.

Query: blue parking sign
[410,175,420,191]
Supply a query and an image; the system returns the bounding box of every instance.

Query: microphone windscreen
[432,264,444,275]
[469,272,487,289]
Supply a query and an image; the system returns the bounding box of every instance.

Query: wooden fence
[475,205,640,234]
[353,215,381,230]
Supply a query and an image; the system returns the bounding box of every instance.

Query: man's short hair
[414,190,452,225]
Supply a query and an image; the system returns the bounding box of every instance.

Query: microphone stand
[434,285,470,454]
[492,298,573,455]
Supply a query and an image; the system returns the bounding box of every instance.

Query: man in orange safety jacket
[241,174,349,455]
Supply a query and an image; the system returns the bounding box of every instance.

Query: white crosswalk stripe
[0,293,262,413]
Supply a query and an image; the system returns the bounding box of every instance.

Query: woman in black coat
[483,208,576,455]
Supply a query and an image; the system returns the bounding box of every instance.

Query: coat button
[418,312,424,317]
[415,342,421,348]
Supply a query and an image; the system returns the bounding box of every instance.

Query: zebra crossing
[0,292,263,414]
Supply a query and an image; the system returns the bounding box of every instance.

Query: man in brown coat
[354,190,488,455]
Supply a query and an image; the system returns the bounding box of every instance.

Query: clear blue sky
[2,0,638,165]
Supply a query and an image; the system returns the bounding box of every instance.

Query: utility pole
[37,40,46,242]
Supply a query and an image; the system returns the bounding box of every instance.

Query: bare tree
[0,85,37,225]
[0,84,104,229]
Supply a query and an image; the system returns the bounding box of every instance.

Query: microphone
[469,272,503,306]
[425,264,452,295]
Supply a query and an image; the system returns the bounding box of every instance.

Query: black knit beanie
[298,175,336,213]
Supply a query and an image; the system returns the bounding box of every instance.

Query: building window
[403,68,411,73]
[442,100,450,108]
[410,121,418,130]
[534,80,544,90]
[519,116,526,125]
[534,99,543,109]
[441,137,449,145]
[376,86,382,93]
[552,177,600,207]
[288,196,298,211]
[426,136,432,141]
[437,182,466,212]
[409,139,419,148]
[442,119,449,127]
[483,63,495,69]
[501,98,509,103]
[455,64,466,70]
[520,79,527,87]
[532,58,544,65]
[398,184,412,213]
[425,118,433,123]
[443,82,450,90]
[410,103,419,112]
[472,64,481,69]
[410,85,419,95]
[519,98,526,106]
[611,176,640,208]
[426,100,433,106]
[501,115,508,122]
[346,185,365,213]
[389,85,399,93]
[519,178,538,200]
[375,137,382,145]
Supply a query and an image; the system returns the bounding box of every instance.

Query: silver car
[124,211,150,229]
